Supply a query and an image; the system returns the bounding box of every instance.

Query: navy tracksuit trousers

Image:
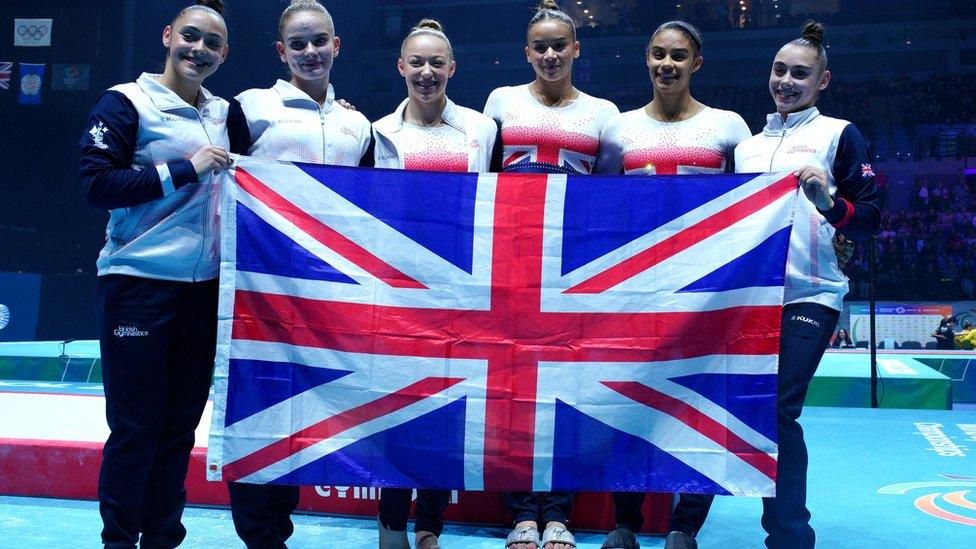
[667,302,839,549]
[96,275,218,548]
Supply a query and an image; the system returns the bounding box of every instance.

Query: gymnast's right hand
[190,145,231,179]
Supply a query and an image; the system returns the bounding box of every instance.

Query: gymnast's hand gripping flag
[207,155,800,497]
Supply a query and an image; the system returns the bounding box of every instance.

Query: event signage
[850,303,954,346]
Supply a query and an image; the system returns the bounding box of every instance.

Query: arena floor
[1,387,972,548]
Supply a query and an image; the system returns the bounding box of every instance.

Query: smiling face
[646,28,701,95]
[769,44,830,115]
[162,9,228,84]
[398,33,455,105]
[525,19,579,83]
[276,10,339,84]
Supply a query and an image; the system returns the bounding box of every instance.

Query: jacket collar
[384,97,464,134]
[137,73,217,113]
[273,79,335,112]
[764,106,821,135]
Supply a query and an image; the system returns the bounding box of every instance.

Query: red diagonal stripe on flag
[602,380,777,481]
[222,375,465,481]
[235,167,427,290]
[565,174,798,294]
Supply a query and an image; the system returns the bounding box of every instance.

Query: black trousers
[610,492,646,532]
[669,303,838,548]
[96,275,218,549]
[378,488,452,537]
[228,483,301,549]
[505,491,574,525]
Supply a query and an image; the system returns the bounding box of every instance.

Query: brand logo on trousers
[791,315,821,328]
[114,325,148,337]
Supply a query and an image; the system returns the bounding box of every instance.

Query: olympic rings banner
[14,19,52,47]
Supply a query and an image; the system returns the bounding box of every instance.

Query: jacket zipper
[320,107,328,163]
[769,129,787,172]
[191,104,216,283]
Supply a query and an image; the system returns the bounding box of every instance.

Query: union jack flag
[0,62,12,90]
[207,156,799,496]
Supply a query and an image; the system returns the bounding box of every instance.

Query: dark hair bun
[801,21,825,44]
[539,0,561,11]
[198,0,225,15]
[415,18,444,32]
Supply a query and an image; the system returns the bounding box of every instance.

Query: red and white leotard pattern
[397,123,470,172]
[372,97,496,173]
[484,84,619,174]
[596,106,750,175]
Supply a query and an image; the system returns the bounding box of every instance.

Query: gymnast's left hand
[795,166,833,211]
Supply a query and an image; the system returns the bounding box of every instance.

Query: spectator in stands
[916,179,930,208]
[932,182,946,209]
[830,328,854,348]
[843,209,976,301]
